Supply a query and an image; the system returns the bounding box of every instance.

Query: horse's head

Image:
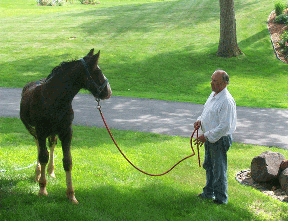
[80,49,112,100]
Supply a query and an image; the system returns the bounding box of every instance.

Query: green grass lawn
[0,0,287,108]
[1,117,288,220]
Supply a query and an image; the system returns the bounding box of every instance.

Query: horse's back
[20,79,46,128]
[21,79,46,97]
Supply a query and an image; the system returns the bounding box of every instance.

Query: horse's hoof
[47,166,56,178]
[66,191,79,204]
[39,188,48,196]
[67,195,79,204]
[70,197,79,205]
[48,172,56,178]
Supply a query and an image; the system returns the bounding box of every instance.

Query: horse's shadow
[1,175,258,220]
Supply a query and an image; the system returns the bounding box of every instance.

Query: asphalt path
[1,87,288,149]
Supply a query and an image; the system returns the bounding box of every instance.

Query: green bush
[79,0,99,4]
[275,1,285,16]
[279,31,288,58]
[36,0,62,6]
[275,14,288,24]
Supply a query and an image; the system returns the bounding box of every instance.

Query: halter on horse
[20,49,112,204]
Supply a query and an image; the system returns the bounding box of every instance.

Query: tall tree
[217,0,243,57]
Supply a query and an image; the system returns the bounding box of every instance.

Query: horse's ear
[87,48,94,57]
[91,50,100,69]
[96,50,100,58]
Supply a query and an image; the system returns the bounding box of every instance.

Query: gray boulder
[280,160,288,172]
[279,168,288,193]
[251,151,285,182]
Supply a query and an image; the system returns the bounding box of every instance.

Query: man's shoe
[213,199,224,205]
[197,194,205,199]
[197,193,214,200]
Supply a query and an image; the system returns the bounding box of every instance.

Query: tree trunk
[217,0,243,57]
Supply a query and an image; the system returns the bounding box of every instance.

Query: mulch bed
[236,169,288,203]
[267,10,288,64]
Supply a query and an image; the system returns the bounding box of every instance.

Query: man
[194,70,237,205]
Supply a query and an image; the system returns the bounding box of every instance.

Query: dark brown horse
[20,49,112,204]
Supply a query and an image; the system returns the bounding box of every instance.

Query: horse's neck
[41,74,81,108]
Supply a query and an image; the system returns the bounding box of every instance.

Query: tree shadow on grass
[0,54,74,88]
[69,0,263,38]
[71,0,220,37]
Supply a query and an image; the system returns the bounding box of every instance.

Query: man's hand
[194,120,201,130]
[194,134,206,147]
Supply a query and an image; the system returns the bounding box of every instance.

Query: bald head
[216,70,229,84]
[211,70,229,94]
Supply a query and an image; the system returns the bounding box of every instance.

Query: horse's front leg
[65,167,78,204]
[59,129,78,204]
[37,137,49,196]
[47,135,57,178]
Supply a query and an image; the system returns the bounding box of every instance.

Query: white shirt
[197,87,237,143]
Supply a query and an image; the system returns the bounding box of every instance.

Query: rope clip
[96,98,101,110]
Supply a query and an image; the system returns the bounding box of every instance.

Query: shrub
[275,14,288,24]
[279,31,288,58]
[79,0,99,4]
[36,0,63,6]
[275,1,285,16]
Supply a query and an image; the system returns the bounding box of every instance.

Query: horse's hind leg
[20,121,41,182]
[37,137,49,196]
[35,139,41,182]
[47,135,57,178]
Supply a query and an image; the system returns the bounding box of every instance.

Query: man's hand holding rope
[193,121,206,147]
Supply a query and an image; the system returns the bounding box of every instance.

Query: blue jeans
[201,135,232,204]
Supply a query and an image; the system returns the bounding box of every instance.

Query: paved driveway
[1,87,288,149]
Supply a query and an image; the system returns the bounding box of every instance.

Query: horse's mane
[45,60,78,83]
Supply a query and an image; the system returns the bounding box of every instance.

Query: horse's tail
[24,120,37,140]
[20,111,37,140]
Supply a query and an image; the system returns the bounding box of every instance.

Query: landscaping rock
[251,151,285,182]
[279,168,288,194]
[280,160,288,172]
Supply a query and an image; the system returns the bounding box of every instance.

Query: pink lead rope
[97,101,201,177]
